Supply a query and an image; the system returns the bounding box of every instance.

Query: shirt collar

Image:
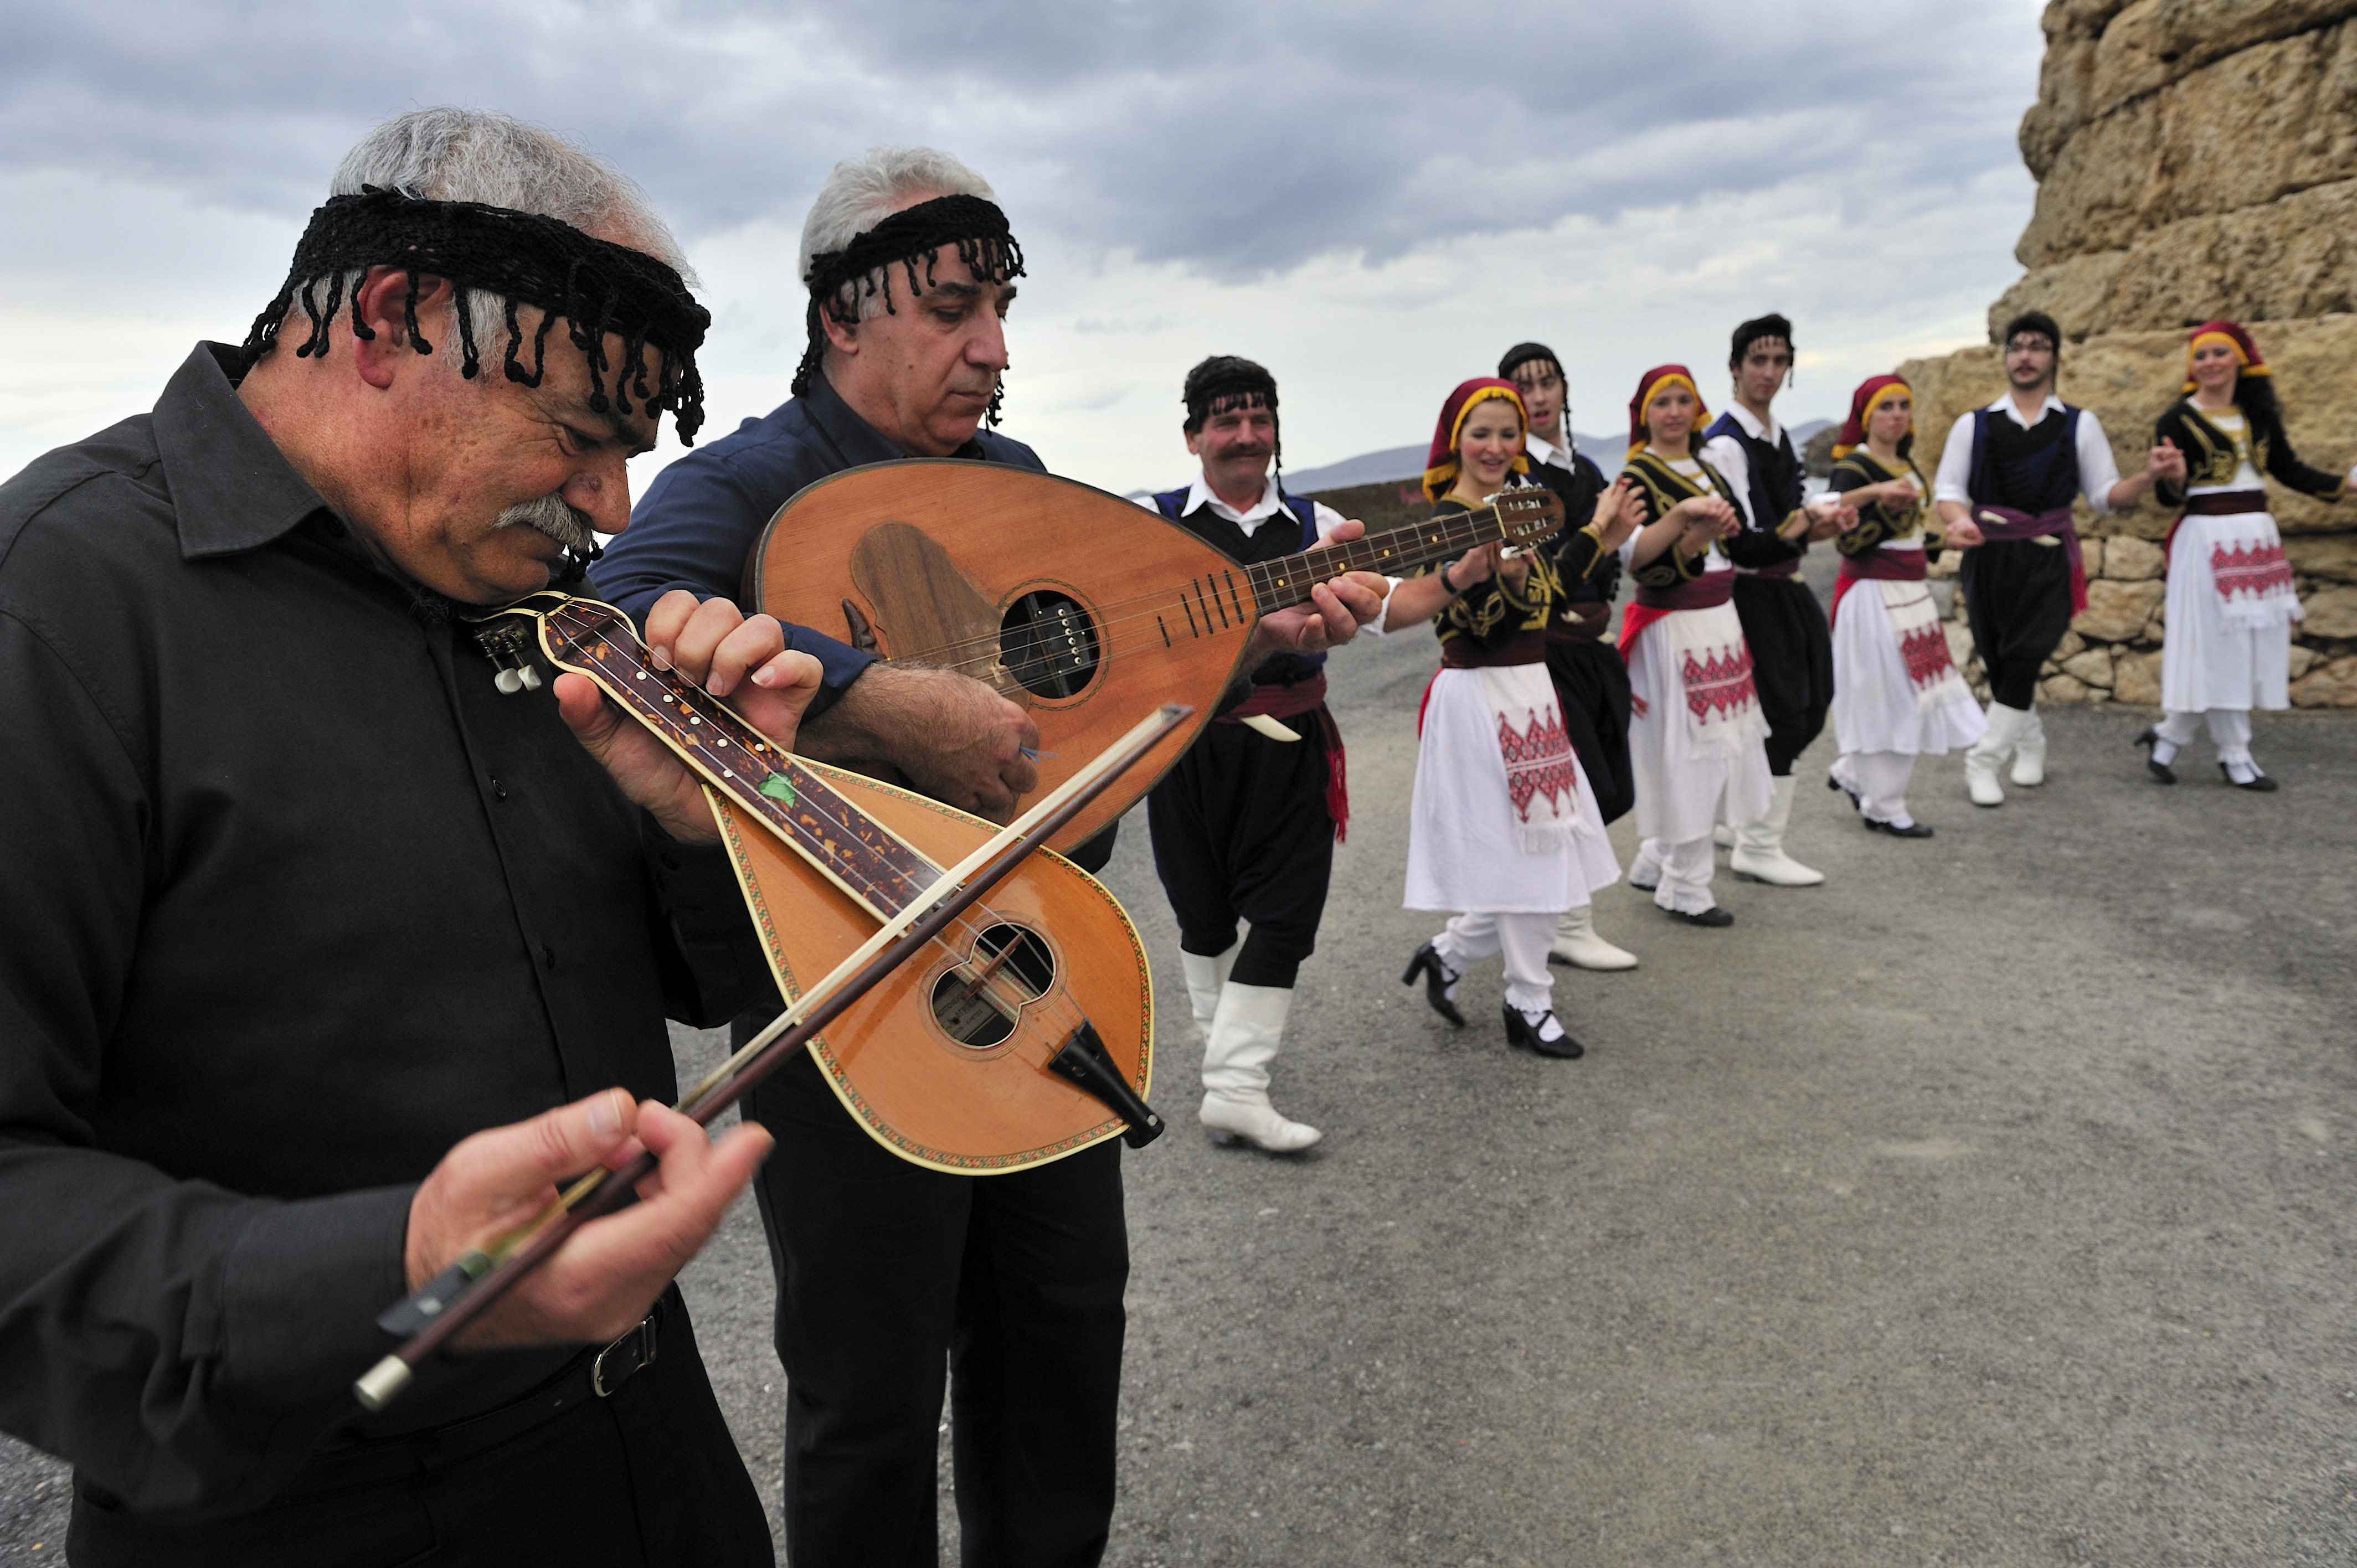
[154,344,338,559]
[1985,390,2068,429]
[1181,469,1287,527]
[804,370,989,464]
[1524,432,1569,468]
[1726,403,1781,444]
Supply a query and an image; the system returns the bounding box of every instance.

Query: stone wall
[1902,0,2357,708]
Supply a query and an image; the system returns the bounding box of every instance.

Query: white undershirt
[1697,403,1787,532]
[1932,393,2124,514]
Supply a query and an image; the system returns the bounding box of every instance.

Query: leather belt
[280,1301,667,1497]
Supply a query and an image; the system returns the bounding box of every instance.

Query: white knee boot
[1179,943,1238,1048]
[1730,776,1824,886]
[2009,704,2047,786]
[1200,983,1321,1152]
[1550,905,1637,970]
[1964,703,2029,807]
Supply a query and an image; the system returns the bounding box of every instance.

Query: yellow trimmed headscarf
[1422,378,1530,502]
[1627,365,1705,458]
[2184,320,2269,394]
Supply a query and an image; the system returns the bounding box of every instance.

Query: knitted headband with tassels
[240,185,711,443]
[794,193,1026,426]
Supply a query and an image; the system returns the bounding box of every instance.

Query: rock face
[1904,0,2357,708]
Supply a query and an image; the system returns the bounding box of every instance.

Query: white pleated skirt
[1831,582,1986,756]
[1403,667,1621,914]
[1626,615,1772,845]
[2162,512,2296,713]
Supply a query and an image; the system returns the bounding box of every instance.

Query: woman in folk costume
[1400,378,1635,1058]
[1823,375,1985,835]
[1617,365,1771,926]
[2140,321,2351,789]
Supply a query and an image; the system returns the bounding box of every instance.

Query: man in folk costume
[1499,341,1641,972]
[0,109,789,1564]
[2141,320,2351,789]
[596,150,1367,1566]
[1932,310,2183,806]
[1136,356,1392,1152]
[1823,375,1987,835]
[1697,313,1849,886]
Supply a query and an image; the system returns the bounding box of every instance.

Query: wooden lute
[748,462,1563,849]
[471,593,1161,1173]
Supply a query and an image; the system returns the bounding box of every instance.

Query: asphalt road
[6,604,2354,1566]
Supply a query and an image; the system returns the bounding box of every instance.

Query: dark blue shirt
[593,374,1046,719]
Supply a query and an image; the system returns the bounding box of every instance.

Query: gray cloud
[0,0,2044,276]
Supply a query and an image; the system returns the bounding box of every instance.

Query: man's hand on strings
[558,591,824,844]
[404,1087,773,1349]
[1247,519,1385,659]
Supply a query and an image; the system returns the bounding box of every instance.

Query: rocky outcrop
[1903,0,2357,708]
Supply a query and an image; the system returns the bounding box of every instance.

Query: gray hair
[799,145,992,323]
[298,107,691,357]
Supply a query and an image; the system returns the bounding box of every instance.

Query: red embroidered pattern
[1899,624,1955,690]
[2211,539,2294,600]
[1497,708,1577,823]
[1680,644,1756,724]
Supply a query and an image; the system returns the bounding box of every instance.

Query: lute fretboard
[1238,488,1563,611]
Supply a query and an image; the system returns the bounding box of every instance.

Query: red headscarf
[2184,319,2270,394]
[1832,374,1912,460]
[1627,364,1705,458]
[1422,378,1529,502]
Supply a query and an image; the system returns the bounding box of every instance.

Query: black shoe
[2220,762,2279,792]
[1862,816,1935,838]
[1663,905,1734,927]
[1628,873,1659,892]
[1503,1003,1584,1059]
[2132,727,2176,785]
[1401,941,1465,1027]
[1828,772,1861,809]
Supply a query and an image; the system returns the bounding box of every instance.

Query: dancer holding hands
[1617,367,1771,927]
[1402,379,1637,1058]
[1823,375,1985,835]
[2141,321,2350,789]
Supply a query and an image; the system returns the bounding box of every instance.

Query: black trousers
[1145,712,1336,989]
[1958,538,2073,709]
[744,1049,1128,1568]
[1542,636,1635,824]
[1734,574,1834,775]
[68,1288,770,1568]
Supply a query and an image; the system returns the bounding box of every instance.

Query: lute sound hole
[1000,591,1100,699]
[930,924,1058,1048]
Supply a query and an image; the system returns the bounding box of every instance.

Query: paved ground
[6,607,2354,1565]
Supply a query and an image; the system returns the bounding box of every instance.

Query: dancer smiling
[2142,321,2351,790]
[1402,378,1634,1058]
[1824,375,1984,836]
[1617,366,1766,927]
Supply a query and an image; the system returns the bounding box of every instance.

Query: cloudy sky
[1,0,2047,496]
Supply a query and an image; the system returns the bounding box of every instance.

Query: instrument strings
[869,501,1550,684]
[565,624,1102,1065]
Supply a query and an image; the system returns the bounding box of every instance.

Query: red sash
[1221,672,1348,843]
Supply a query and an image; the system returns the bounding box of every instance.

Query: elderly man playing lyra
[594,148,1379,1566]
[0,109,801,1564]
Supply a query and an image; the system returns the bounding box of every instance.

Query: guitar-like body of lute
[474,593,1157,1173]
[748,462,1562,850]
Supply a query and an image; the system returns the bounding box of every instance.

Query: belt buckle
[592,1311,660,1398]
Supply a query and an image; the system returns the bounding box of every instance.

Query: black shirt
[0,345,768,1515]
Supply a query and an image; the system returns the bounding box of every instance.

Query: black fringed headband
[240,185,712,443]
[792,193,1025,424]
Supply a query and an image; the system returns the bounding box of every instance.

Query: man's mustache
[494,493,598,553]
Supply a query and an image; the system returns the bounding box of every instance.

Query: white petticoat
[1404,666,1621,914]
[2162,506,2298,712]
[1831,571,1986,756]
[1626,609,1772,846]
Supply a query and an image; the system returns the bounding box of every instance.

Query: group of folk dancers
[1154,311,2349,1151]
